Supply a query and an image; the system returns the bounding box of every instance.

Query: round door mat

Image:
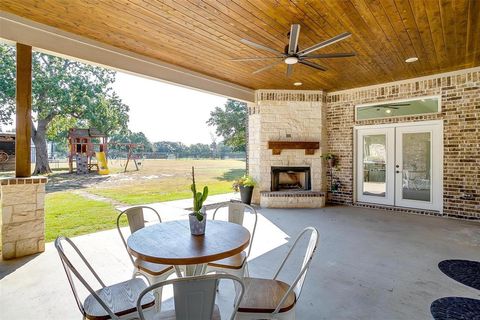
[431,297,480,320]
[438,260,480,291]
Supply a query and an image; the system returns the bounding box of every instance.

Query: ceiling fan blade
[252,61,284,74]
[286,64,294,77]
[297,32,352,56]
[299,60,328,71]
[303,52,356,59]
[364,105,401,110]
[231,56,284,61]
[288,24,301,54]
[240,39,283,55]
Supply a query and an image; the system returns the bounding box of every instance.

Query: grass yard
[45,192,127,242]
[88,159,245,205]
[44,159,245,241]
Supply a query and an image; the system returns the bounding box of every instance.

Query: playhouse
[67,128,109,175]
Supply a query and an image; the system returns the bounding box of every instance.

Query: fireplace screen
[271,167,311,191]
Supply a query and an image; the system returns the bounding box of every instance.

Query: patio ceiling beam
[0,12,255,102]
[15,43,32,178]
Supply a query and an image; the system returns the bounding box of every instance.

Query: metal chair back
[273,227,319,314]
[137,274,245,320]
[55,236,118,319]
[212,200,258,257]
[116,206,162,264]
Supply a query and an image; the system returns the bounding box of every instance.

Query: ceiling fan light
[405,57,418,63]
[285,56,299,64]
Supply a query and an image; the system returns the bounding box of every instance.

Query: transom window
[356,96,441,120]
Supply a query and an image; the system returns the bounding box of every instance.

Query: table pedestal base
[176,264,207,277]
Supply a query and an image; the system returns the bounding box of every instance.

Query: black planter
[239,185,254,205]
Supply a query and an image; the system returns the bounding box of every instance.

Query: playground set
[67,128,143,175]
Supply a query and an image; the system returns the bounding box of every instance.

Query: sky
[112,72,227,145]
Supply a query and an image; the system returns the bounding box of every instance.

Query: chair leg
[244,262,250,277]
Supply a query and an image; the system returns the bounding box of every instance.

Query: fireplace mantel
[268,141,320,155]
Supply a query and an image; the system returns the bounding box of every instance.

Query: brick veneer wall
[326,68,480,219]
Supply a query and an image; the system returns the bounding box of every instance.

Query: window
[356,96,440,121]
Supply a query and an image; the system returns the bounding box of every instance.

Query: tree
[188,143,212,158]
[153,141,187,157]
[0,44,129,174]
[206,99,247,152]
[110,131,153,152]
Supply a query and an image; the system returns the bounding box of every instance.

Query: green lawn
[91,180,236,205]
[87,159,245,205]
[44,159,246,241]
[45,192,127,242]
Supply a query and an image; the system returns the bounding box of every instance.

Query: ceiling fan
[363,103,410,111]
[232,24,356,77]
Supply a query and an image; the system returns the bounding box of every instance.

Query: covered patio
[1,1,479,319]
[1,203,479,319]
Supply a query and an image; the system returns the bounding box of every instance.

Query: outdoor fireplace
[271,167,311,191]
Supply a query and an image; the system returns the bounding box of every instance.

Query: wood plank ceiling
[1,0,479,91]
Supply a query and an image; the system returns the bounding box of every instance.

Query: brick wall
[326,68,480,219]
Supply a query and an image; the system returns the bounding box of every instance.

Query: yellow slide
[95,151,110,175]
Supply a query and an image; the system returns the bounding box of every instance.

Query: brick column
[1,177,47,259]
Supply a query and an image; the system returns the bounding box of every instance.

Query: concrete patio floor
[1,204,479,319]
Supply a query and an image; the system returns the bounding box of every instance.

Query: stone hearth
[248,90,327,208]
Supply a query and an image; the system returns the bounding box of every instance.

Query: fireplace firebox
[271,167,311,191]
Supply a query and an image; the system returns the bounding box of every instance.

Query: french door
[356,121,442,211]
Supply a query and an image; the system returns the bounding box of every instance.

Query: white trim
[0,12,255,102]
[330,67,480,95]
[394,124,442,211]
[354,95,442,121]
[354,119,443,130]
[356,95,442,108]
[353,120,443,212]
[356,127,395,206]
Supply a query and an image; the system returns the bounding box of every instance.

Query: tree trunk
[32,119,52,174]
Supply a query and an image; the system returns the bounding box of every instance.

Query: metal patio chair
[235,227,319,320]
[205,200,258,279]
[55,236,154,320]
[117,206,177,309]
[137,274,245,320]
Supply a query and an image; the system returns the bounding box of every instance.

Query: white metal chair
[205,200,258,279]
[55,236,154,320]
[117,206,177,310]
[235,227,319,320]
[137,274,245,320]
[117,206,177,282]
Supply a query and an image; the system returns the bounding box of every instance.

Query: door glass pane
[363,135,386,197]
[402,132,431,201]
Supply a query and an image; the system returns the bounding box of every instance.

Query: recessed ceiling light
[405,57,418,63]
[285,56,299,64]
[293,82,302,86]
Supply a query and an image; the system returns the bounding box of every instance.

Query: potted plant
[233,175,256,205]
[322,153,337,168]
[189,166,209,235]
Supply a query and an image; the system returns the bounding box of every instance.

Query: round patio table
[127,219,250,276]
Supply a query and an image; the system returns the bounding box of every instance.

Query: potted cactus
[189,166,209,235]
